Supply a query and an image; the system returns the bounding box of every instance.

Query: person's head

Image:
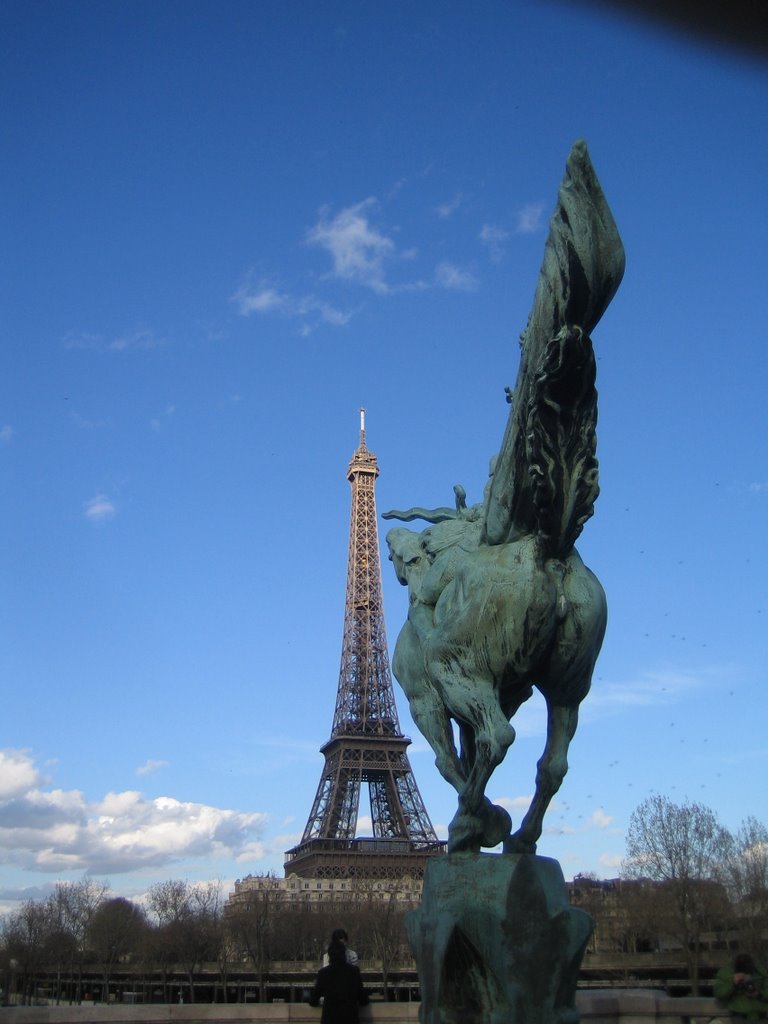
[386,528,422,585]
[735,953,756,974]
[331,928,349,944]
[327,939,347,966]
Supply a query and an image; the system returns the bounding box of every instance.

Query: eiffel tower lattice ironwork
[285,410,445,880]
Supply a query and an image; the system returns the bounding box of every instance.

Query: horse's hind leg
[506,552,606,853]
[505,703,579,854]
[446,685,516,852]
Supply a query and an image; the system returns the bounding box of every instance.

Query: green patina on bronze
[384,141,624,1023]
[408,854,592,1024]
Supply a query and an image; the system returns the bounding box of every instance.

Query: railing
[284,837,446,860]
[0,992,730,1024]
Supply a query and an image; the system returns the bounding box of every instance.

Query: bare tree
[203,884,234,1004]
[624,794,732,994]
[140,922,175,1003]
[273,898,334,964]
[183,883,222,1005]
[43,891,77,1005]
[726,816,768,962]
[367,890,408,999]
[53,879,108,1003]
[88,897,147,1001]
[146,880,190,929]
[146,880,190,1002]
[2,900,54,1004]
[613,878,669,955]
[146,880,219,1004]
[227,882,278,1002]
[569,874,603,954]
[344,879,411,999]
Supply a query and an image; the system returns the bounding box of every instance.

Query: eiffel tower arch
[285,411,446,881]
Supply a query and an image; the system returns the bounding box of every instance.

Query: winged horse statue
[384,141,625,855]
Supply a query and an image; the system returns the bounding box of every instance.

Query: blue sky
[1,1,767,911]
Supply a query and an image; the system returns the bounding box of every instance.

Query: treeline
[576,798,768,995]
[2,798,766,1004]
[0,876,410,1005]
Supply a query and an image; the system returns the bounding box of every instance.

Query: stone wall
[2,992,728,1024]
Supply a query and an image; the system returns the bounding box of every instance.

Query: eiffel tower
[284,410,445,880]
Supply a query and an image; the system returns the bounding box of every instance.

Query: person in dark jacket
[309,938,369,1024]
[714,953,768,1021]
[322,927,359,966]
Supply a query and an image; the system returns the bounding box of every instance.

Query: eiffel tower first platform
[284,411,446,881]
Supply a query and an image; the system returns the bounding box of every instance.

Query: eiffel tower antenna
[285,411,445,880]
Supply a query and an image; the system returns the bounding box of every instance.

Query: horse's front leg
[505,703,579,854]
[393,623,466,792]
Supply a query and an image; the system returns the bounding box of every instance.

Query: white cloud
[598,853,624,871]
[588,808,614,829]
[232,283,289,316]
[273,830,303,854]
[306,199,395,294]
[84,494,116,522]
[292,295,355,329]
[62,331,102,350]
[136,759,169,777]
[0,883,55,917]
[436,193,464,218]
[544,822,577,836]
[0,749,42,801]
[748,481,768,493]
[480,223,509,261]
[310,300,354,327]
[238,196,485,321]
[0,749,267,875]
[435,261,478,292]
[64,329,163,352]
[109,329,161,352]
[516,202,545,234]
[585,667,707,716]
[0,424,13,443]
[235,841,268,863]
[496,795,534,812]
[232,277,353,332]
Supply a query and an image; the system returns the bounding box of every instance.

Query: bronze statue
[385,140,625,857]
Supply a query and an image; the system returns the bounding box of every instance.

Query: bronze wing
[483,140,625,557]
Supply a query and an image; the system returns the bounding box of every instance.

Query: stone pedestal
[406,853,592,1024]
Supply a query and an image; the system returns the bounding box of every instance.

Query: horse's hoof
[503,833,537,856]
[447,813,483,854]
[479,801,512,848]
